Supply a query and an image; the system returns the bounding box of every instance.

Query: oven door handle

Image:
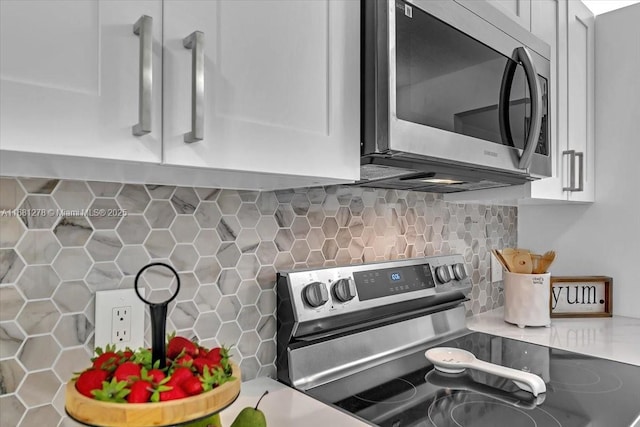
[499,47,544,171]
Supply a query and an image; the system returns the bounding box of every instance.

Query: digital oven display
[353,265,435,301]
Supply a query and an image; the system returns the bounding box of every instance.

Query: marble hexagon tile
[0,176,516,427]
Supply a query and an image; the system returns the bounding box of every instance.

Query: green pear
[185,413,222,427]
[230,390,269,427]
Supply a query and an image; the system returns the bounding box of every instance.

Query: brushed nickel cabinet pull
[132,15,153,136]
[563,150,584,192]
[574,151,584,192]
[183,31,204,143]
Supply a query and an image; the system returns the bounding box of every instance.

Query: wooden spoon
[531,250,556,273]
[538,250,556,273]
[501,248,533,274]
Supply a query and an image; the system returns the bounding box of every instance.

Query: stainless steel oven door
[386,0,551,177]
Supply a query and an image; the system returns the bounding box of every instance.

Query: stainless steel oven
[360,0,552,193]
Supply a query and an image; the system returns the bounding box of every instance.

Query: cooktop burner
[306,332,640,427]
[355,378,418,404]
[427,390,563,427]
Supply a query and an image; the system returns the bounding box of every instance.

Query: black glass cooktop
[306,332,640,427]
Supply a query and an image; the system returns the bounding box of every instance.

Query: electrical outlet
[112,306,132,344]
[490,252,504,283]
[95,289,145,351]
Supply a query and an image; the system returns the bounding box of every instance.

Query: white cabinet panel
[566,0,595,202]
[162,0,360,184]
[489,0,531,30]
[0,1,99,95]
[0,0,163,164]
[528,0,567,201]
[216,1,329,134]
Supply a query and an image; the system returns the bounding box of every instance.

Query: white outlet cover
[95,289,146,351]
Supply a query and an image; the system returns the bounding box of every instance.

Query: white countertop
[467,307,640,366]
[219,377,370,427]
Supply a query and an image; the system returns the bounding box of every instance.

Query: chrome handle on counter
[563,150,584,192]
[183,31,204,143]
[132,15,153,136]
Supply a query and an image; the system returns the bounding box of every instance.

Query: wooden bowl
[65,362,241,427]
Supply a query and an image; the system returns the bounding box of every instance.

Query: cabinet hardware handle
[183,31,204,143]
[132,15,153,136]
[575,152,584,191]
[563,150,584,192]
[499,47,543,170]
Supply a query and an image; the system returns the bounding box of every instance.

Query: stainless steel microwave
[360,0,552,193]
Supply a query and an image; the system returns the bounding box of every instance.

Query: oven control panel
[279,255,472,324]
[352,263,435,301]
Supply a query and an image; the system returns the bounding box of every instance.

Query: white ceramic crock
[503,271,551,328]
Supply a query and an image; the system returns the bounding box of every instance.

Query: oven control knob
[302,282,329,308]
[452,263,468,280]
[332,278,357,302]
[435,265,452,284]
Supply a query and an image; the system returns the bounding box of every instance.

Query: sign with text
[550,276,612,318]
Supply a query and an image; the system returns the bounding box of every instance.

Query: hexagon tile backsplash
[0,176,516,426]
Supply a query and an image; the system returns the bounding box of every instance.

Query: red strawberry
[76,369,109,398]
[92,352,119,370]
[127,380,153,403]
[192,357,220,375]
[180,376,203,396]
[167,336,198,359]
[175,354,193,366]
[205,347,222,361]
[113,361,142,384]
[147,368,166,384]
[166,367,194,387]
[159,385,188,401]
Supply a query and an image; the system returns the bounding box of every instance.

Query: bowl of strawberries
[65,335,241,427]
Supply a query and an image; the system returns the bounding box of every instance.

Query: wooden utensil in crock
[501,248,533,274]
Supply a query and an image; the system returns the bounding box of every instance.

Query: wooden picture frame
[550,276,612,318]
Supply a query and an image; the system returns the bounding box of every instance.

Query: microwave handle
[517,47,543,170]
[498,47,544,170]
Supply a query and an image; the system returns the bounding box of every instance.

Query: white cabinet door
[528,0,595,203]
[162,0,360,187]
[566,0,595,202]
[528,0,567,201]
[0,0,162,163]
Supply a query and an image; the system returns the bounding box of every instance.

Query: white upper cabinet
[0,0,163,163]
[529,0,594,203]
[0,1,360,190]
[161,0,360,182]
[566,0,595,202]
